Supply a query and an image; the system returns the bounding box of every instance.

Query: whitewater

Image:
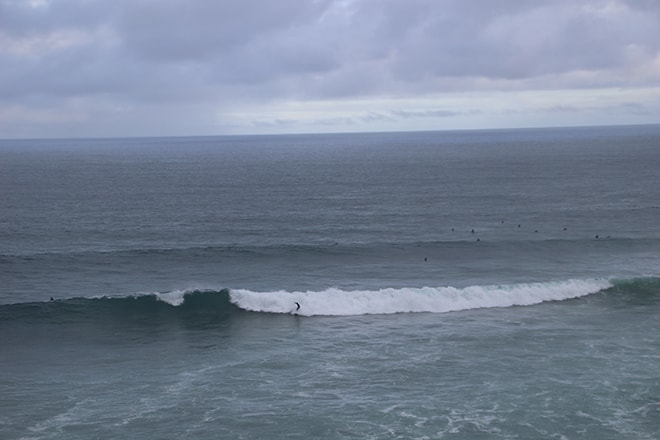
[228,279,613,315]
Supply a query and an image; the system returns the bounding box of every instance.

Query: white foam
[154,290,188,306]
[229,279,612,316]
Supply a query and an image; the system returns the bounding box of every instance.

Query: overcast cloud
[1,0,659,138]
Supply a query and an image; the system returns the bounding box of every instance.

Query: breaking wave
[3,277,658,324]
[229,278,613,316]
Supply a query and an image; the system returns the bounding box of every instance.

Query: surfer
[295,302,300,312]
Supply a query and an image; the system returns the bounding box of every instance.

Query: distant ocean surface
[1,125,659,439]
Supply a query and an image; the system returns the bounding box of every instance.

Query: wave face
[1,278,629,325]
[0,289,238,325]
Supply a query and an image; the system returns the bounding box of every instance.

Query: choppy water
[1,125,659,439]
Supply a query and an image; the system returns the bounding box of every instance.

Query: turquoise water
[1,125,659,438]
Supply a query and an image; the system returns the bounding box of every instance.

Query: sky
[1,0,659,138]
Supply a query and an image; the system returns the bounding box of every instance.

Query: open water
[1,125,659,439]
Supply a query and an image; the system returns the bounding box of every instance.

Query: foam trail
[229,279,612,316]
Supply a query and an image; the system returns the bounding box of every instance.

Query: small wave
[0,289,239,323]
[229,278,614,316]
[112,289,240,311]
[4,235,659,259]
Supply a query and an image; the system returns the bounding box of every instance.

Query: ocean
[1,125,659,439]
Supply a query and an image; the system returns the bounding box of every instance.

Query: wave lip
[229,279,613,316]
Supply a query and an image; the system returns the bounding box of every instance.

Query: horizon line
[1,122,658,143]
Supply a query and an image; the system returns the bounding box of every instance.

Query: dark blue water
[1,125,659,439]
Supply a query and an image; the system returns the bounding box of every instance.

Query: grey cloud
[618,101,658,116]
[117,0,332,62]
[392,109,464,118]
[4,0,659,99]
[376,1,660,82]
[1,0,659,137]
[0,0,111,36]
